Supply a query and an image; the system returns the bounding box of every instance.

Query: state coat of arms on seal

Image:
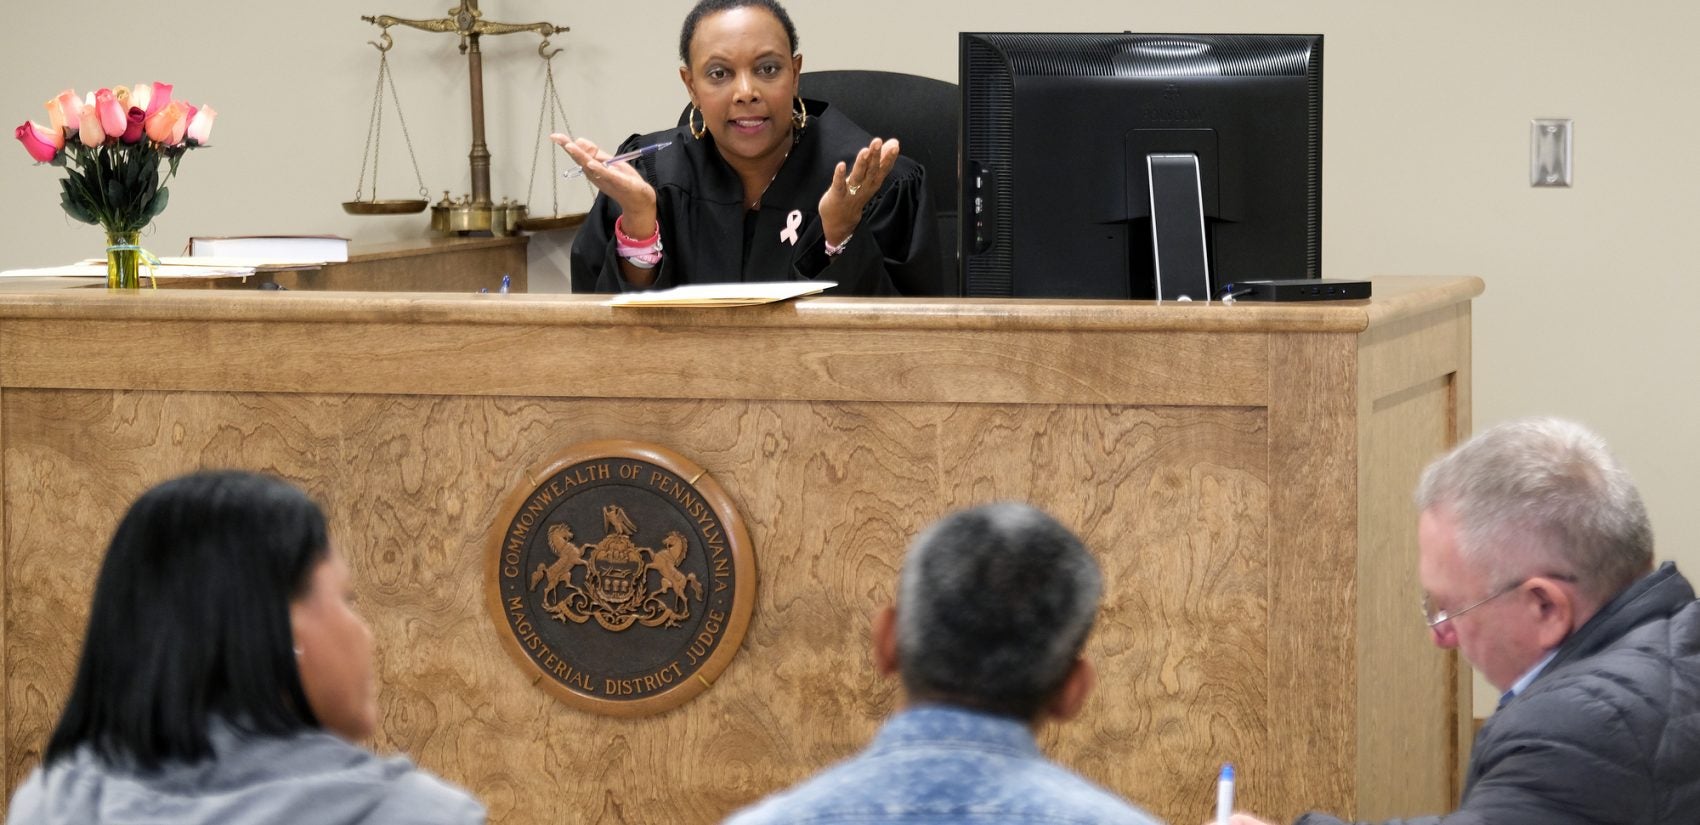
[530,504,702,632]
[486,440,756,717]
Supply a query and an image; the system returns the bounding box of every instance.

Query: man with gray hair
[1223,418,1700,825]
[724,502,1161,825]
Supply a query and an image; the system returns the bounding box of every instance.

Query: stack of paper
[1,262,258,279]
[187,235,349,264]
[606,281,836,307]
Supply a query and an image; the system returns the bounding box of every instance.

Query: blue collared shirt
[722,705,1164,825]
[1503,649,1559,705]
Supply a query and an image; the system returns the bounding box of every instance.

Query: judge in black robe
[559,0,943,297]
[568,105,942,297]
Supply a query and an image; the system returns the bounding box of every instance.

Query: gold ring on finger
[846,181,862,196]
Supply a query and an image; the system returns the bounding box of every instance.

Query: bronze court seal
[486,440,756,716]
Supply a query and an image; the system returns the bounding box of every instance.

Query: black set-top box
[1220,279,1372,302]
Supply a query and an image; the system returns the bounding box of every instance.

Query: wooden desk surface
[0,275,1480,332]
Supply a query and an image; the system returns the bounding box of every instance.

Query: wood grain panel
[0,275,1481,334]
[1266,332,1360,817]
[2,390,1269,825]
[1447,303,1475,796]
[1354,376,1457,819]
[1358,304,1468,405]
[0,319,1269,408]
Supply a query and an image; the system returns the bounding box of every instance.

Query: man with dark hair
[1224,418,1700,825]
[724,502,1160,825]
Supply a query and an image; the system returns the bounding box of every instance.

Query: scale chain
[525,50,593,219]
[382,55,432,199]
[353,53,389,201]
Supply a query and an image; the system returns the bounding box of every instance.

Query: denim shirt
[723,705,1164,825]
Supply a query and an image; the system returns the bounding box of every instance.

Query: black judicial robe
[568,101,944,296]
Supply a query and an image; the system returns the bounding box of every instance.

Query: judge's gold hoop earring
[688,105,707,140]
[791,95,808,131]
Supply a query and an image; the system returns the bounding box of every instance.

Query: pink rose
[77,102,104,147]
[142,82,173,119]
[95,88,125,138]
[53,89,81,134]
[15,121,62,163]
[121,107,146,145]
[185,104,217,145]
[144,101,187,145]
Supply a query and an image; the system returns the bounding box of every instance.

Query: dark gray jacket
[5,722,485,825]
[1300,561,1700,825]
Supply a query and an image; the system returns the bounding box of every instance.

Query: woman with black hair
[560,0,944,296]
[4,471,484,825]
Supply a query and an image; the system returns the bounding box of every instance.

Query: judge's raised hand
[551,133,658,228]
[818,137,901,249]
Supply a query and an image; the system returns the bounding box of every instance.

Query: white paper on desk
[0,265,109,278]
[79,256,285,270]
[1,264,257,279]
[606,280,836,307]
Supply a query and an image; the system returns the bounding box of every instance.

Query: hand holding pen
[561,142,672,179]
[550,133,664,222]
[1196,764,1276,825]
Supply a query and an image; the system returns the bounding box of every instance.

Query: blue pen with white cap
[563,141,673,178]
[1216,763,1235,825]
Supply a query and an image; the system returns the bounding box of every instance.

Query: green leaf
[59,192,97,225]
[146,186,170,219]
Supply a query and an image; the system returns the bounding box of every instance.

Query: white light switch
[1531,119,1572,187]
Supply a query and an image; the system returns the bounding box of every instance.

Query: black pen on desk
[563,142,673,178]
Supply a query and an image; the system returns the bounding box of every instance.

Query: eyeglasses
[1420,580,1524,629]
[1420,572,1579,629]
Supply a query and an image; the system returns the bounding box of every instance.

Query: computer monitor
[959,33,1323,300]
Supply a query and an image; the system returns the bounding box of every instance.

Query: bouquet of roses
[15,82,217,235]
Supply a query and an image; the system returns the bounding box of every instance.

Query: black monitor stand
[1147,153,1212,302]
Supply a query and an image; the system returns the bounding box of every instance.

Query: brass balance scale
[343,0,591,235]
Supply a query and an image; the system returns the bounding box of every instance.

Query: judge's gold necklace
[748,145,793,211]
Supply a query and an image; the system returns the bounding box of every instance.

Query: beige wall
[5,1,1696,717]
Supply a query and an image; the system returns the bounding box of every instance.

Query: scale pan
[514,212,587,232]
[342,199,430,215]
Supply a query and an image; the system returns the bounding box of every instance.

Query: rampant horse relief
[530,504,703,631]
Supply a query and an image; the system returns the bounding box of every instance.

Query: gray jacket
[1299,561,1700,825]
[5,722,484,825]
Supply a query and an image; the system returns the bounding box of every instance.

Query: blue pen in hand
[563,142,674,178]
[1216,763,1235,825]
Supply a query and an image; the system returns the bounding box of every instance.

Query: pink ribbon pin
[779,209,802,245]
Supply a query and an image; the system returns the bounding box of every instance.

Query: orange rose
[77,102,104,147]
[144,101,186,144]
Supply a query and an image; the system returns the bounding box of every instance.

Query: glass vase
[104,228,141,289]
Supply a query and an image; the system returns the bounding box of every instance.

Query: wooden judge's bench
[0,276,1479,824]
